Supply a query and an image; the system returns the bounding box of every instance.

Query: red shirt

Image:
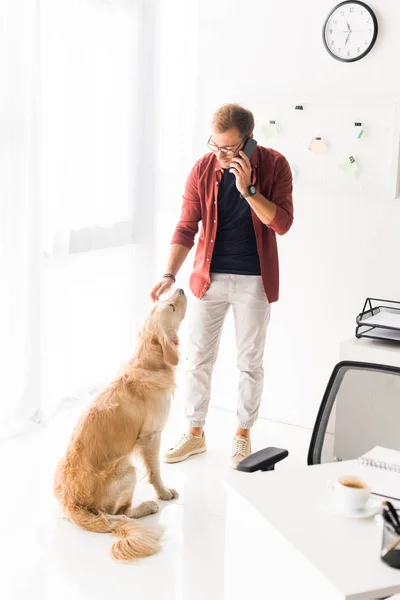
[171,145,294,302]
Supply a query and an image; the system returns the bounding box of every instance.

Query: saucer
[335,498,382,519]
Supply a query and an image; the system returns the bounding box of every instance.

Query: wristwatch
[243,185,256,198]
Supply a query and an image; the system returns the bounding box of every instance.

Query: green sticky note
[354,122,365,140]
[340,155,359,176]
[262,120,280,140]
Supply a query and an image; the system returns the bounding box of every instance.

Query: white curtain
[155,0,200,355]
[0,0,41,438]
[0,0,157,440]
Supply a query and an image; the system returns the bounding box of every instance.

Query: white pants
[185,273,271,429]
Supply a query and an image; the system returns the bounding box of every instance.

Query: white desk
[339,337,400,368]
[224,459,400,600]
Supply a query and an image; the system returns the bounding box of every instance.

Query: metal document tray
[356,298,400,343]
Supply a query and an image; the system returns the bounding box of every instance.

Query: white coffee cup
[327,474,371,512]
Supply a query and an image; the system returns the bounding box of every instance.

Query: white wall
[156,0,400,430]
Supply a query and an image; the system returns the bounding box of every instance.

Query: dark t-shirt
[210,169,261,275]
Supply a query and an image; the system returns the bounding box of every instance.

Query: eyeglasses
[207,135,246,158]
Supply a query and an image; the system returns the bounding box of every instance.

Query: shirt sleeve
[171,162,202,249]
[268,156,294,235]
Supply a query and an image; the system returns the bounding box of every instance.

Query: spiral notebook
[357,446,400,501]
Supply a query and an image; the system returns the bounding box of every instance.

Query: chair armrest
[236,447,289,472]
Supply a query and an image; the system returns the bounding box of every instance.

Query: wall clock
[323,1,378,62]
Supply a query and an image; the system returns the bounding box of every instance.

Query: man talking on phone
[150,104,293,468]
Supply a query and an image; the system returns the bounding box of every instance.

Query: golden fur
[54,289,187,561]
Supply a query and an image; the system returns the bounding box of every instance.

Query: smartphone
[242,137,257,160]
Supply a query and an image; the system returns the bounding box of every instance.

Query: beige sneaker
[164,433,207,463]
[232,436,252,468]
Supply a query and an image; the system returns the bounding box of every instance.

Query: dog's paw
[157,487,179,501]
[142,500,160,514]
[128,500,159,519]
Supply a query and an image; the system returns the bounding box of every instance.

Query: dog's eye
[168,304,176,312]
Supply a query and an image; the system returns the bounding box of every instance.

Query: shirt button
[213,219,216,223]
[206,258,210,261]
[214,201,216,205]
[210,239,214,243]
[216,182,219,186]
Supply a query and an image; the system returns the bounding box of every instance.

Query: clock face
[323,1,378,62]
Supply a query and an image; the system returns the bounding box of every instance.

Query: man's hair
[212,103,255,138]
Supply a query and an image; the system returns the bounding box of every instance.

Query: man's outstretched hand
[150,277,175,302]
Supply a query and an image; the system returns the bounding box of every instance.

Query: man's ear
[160,334,179,366]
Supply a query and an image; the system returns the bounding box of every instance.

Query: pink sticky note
[308,137,328,154]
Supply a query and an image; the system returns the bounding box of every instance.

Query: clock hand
[344,32,350,46]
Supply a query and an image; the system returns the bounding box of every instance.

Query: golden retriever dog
[54,288,187,561]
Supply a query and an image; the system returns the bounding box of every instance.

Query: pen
[382,534,400,556]
[383,501,400,535]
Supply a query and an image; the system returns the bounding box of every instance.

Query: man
[150,104,293,468]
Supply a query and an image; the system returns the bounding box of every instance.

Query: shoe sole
[164,446,207,464]
[231,460,244,470]
[231,455,251,470]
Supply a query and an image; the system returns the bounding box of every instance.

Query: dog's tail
[66,503,161,561]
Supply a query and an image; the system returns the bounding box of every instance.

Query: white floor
[0,404,313,600]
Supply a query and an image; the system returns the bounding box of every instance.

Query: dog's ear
[160,333,179,366]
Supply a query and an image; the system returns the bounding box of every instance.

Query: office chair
[237,361,400,472]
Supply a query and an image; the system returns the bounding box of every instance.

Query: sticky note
[340,155,359,176]
[262,120,280,140]
[308,137,328,154]
[354,122,365,140]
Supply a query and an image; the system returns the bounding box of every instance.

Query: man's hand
[150,276,174,302]
[229,151,252,196]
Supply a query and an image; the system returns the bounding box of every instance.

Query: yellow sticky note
[340,155,359,176]
[262,120,280,140]
[308,137,328,154]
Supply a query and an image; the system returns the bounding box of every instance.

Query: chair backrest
[308,361,400,465]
